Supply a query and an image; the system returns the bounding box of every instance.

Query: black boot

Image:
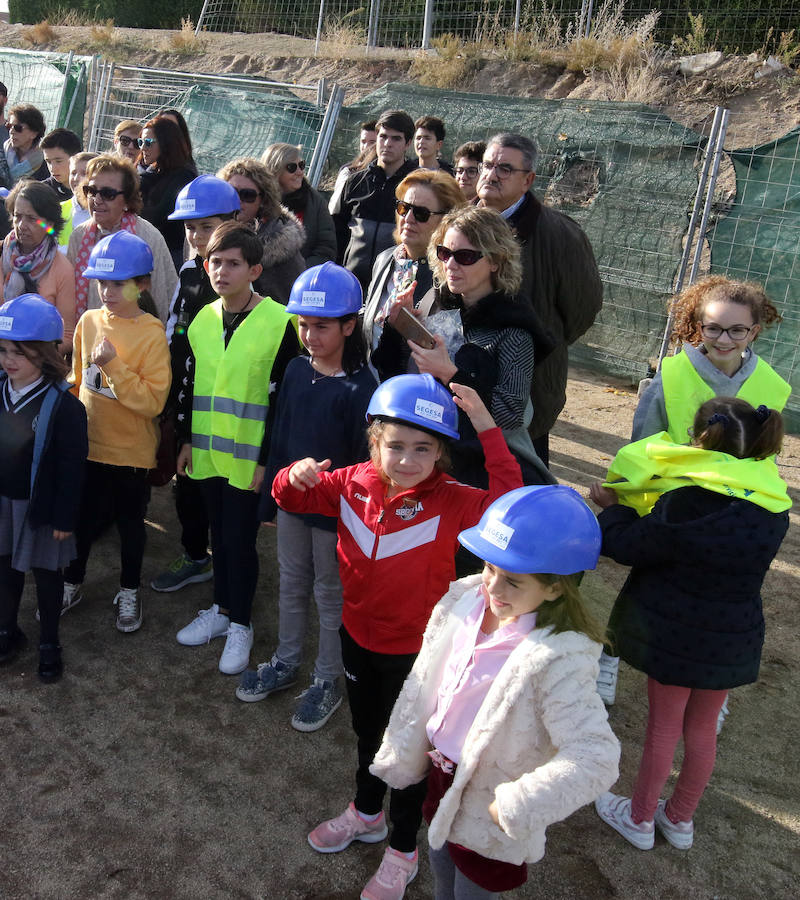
[38,643,63,683]
[0,626,27,665]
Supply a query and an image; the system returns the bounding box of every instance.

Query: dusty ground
[1,365,798,899]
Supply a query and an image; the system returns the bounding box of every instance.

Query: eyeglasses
[286,160,306,173]
[436,245,484,266]
[478,161,531,179]
[116,135,138,147]
[236,188,261,203]
[454,165,479,179]
[137,137,157,148]
[8,122,29,133]
[84,185,125,201]
[395,199,446,223]
[700,322,754,341]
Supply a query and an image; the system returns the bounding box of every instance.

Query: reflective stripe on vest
[603,433,791,516]
[661,350,791,443]
[187,297,295,490]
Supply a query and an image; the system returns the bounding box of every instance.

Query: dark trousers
[174,473,210,560]
[64,461,150,589]
[532,432,549,468]
[340,625,428,853]
[0,556,63,645]
[201,477,260,627]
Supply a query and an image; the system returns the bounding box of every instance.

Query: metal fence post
[367,0,380,51]
[422,0,435,49]
[54,50,74,128]
[689,108,730,284]
[314,0,326,56]
[514,0,522,35]
[307,84,345,189]
[581,0,595,39]
[195,0,210,36]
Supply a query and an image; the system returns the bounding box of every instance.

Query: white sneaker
[36,582,82,622]
[654,799,694,849]
[716,695,729,735]
[597,651,619,706]
[176,604,230,646]
[219,623,254,675]
[114,587,142,633]
[594,792,654,850]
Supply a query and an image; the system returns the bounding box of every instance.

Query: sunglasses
[236,188,261,203]
[9,122,29,133]
[116,135,138,147]
[436,245,484,266]
[395,199,446,224]
[286,160,306,173]
[137,137,157,148]
[85,185,125,201]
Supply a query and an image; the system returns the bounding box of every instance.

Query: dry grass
[165,18,206,55]
[315,14,367,58]
[672,12,713,56]
[409,34,483,90]
[20,20,57,46]
[604,44,672,102]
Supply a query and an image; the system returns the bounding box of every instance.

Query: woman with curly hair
[217,157,304,304]
[4,104,48,184]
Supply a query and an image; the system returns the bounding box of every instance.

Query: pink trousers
[630,678,728,824]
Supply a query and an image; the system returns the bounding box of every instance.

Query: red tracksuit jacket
[272,427,522,655]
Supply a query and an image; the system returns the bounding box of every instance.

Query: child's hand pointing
[288,458,331,491]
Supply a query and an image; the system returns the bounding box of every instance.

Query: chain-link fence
[0,47,91,137]
[195,0,800,53]
[86,64,341,186]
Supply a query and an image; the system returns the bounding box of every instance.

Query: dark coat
[282,180,337,267]
[599,486,789,690]
[252,209,306,305]
[507,192,602,439]
[139,163,197,262]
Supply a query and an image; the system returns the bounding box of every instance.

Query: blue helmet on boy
[458,485,601,574]
[0,293,64,341]
[168,174,241,220]
[366,373,459,440]
[286,262,363,317]
[83,231,154,280]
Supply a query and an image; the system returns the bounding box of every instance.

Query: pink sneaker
[307,802,388,853]
[361,847,418,900]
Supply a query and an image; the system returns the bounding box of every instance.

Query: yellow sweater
[70,308,171,468]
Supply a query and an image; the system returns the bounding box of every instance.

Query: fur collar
[256,207,305,266]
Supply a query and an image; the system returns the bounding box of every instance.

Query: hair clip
[755,404,769,423]
[36,218,55,236]
[707,413,729,427]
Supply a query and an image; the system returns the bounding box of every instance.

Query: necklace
[311,363,343,384]
[223,290,255,331]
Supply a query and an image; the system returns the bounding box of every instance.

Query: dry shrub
[48,6,94,27]
[605,44,672,102]
[316,13,367,58]
[565,3,660,72]
[167,18,206,55]
[89,19,118,47]
[21,20,57,46]
[409,34,482,90]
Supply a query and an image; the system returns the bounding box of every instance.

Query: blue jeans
[275,510,343,681]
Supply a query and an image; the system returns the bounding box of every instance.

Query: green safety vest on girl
[187,297,293,490]
[661,349,790,443]
[603,433,791,517]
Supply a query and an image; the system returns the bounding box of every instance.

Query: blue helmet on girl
[83,232,154,281]
[366,373,459,440]
[0,293,64,342]
[287,262,363,317]
[458,485,601,574]
[168,174,241,220]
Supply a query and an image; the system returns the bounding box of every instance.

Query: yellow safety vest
[603,433,791,516]
[188,297,294,490]
[59,198,72,250]
[661,350,791,443]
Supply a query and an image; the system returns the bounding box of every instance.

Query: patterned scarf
[74,212,138,317]
[4,140,45,184]
[2,232,58,300]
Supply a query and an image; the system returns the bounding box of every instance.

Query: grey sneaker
[150,553,212,592]
[114,587,142,633]
[235,656,297,702]
[36,581,81,622]
[292,677,343,732]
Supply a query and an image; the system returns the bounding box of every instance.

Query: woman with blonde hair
[218,156,304,304]
[112,120,142,164]
[362,168,464,378]
[262,142,335,267]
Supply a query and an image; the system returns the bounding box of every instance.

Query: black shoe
[0,626,28,665]
[38,643,63,683]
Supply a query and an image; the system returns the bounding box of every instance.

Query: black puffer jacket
[600,486,789,689]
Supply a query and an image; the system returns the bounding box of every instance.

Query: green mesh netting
[336,83,705,381]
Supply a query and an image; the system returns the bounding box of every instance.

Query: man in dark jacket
[331,109,417,290]
[477,133,603,465]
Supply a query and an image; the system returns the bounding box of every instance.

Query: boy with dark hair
[414,115,453,174]
[331,109,417,290]
[174,221,299,675]
[40,128,83,200]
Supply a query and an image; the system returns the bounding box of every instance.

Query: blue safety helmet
[0,293,64,342]
[83,231,154,280]
[458,485,601,575]
[286,262,363,317]
[168,174,241,220]
[366,373,459,440]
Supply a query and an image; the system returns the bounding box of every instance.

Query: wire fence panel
[89,66,330,181]
[336,83,707,380]
[0,47,90,137]
[708,128,800,423]
[196,0,367,39]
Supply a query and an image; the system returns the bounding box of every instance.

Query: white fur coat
[370,575,620,865]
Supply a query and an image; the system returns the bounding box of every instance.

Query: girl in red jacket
[272,373,522,900]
